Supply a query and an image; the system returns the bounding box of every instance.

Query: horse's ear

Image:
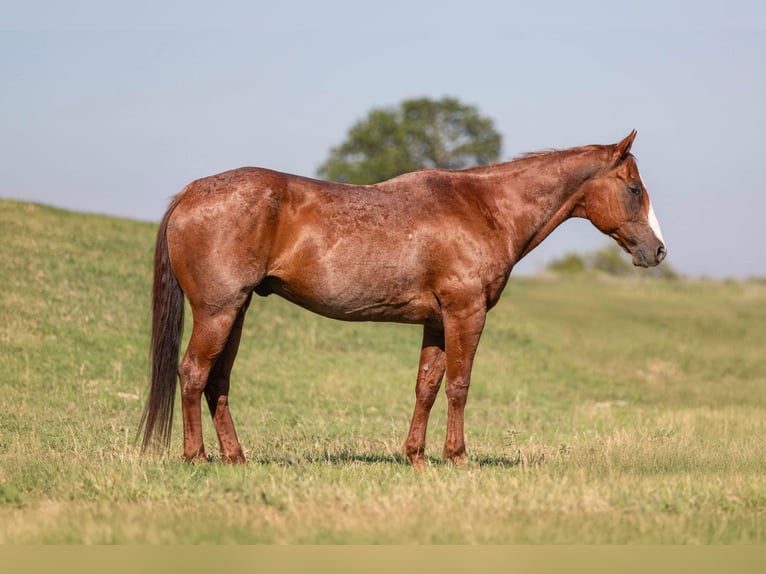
[614,129,637,161]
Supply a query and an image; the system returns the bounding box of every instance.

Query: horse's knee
[415,363,444,404]
[445,378,470,408]
[416,381,440,407]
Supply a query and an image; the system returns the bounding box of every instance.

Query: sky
[2,2,765,278]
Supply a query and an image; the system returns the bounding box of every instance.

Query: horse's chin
[631,251,651,268]
[631,246,665,268]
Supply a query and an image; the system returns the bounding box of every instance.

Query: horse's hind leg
[203,294,252,463]
[178,299,246,462]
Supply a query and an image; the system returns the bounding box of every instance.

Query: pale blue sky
[2,2,765,277]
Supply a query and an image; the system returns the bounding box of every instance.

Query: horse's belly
[263,221,444,323]
[262,272,440,325]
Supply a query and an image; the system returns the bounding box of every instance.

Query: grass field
[0,198,765,544]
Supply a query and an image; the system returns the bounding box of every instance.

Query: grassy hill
[0,198,765,543]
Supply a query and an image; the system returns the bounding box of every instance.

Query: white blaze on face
[647,201,665,244]
[640,174,665,244]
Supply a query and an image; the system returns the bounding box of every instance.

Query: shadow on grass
[248,451,528,468]
[474,454,524,468]
[250,451,410,466]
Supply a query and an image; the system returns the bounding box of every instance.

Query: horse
[139,130,666,470]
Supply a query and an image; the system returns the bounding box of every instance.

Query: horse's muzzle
[656,244,667,264]
[633,243,667,267]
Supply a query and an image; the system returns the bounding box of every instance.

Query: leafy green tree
[317,96,502,184]
[546,252,587,275]
[546,244,680,279]
[588,245,635,277]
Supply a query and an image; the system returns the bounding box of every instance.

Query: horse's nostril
[656,245,667,262]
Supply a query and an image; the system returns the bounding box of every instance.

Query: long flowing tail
[139,197,184,452]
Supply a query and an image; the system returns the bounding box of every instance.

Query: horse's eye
[628,184,642,196]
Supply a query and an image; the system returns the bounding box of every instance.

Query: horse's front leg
[403,325,446,470]
[441,303,487,464]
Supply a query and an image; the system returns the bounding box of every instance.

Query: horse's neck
[485,149,603,263]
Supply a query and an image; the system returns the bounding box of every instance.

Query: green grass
[0,198,764,543]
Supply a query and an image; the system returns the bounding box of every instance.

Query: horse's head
[577,130,666,267]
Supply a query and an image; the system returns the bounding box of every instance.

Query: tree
[546,244,680,280]
[546,252,587,275]
[588,245,635,277]
[317,96,502,184]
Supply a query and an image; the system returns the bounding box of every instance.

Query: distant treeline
[546,244,680,279]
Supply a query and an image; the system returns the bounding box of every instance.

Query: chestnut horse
[139,130,666,469]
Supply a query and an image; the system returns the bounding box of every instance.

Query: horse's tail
[138,195,185,452]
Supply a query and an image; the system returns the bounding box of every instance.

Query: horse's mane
[516,144,604,161]
[459,145,604,174]
[517,149,562,159]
